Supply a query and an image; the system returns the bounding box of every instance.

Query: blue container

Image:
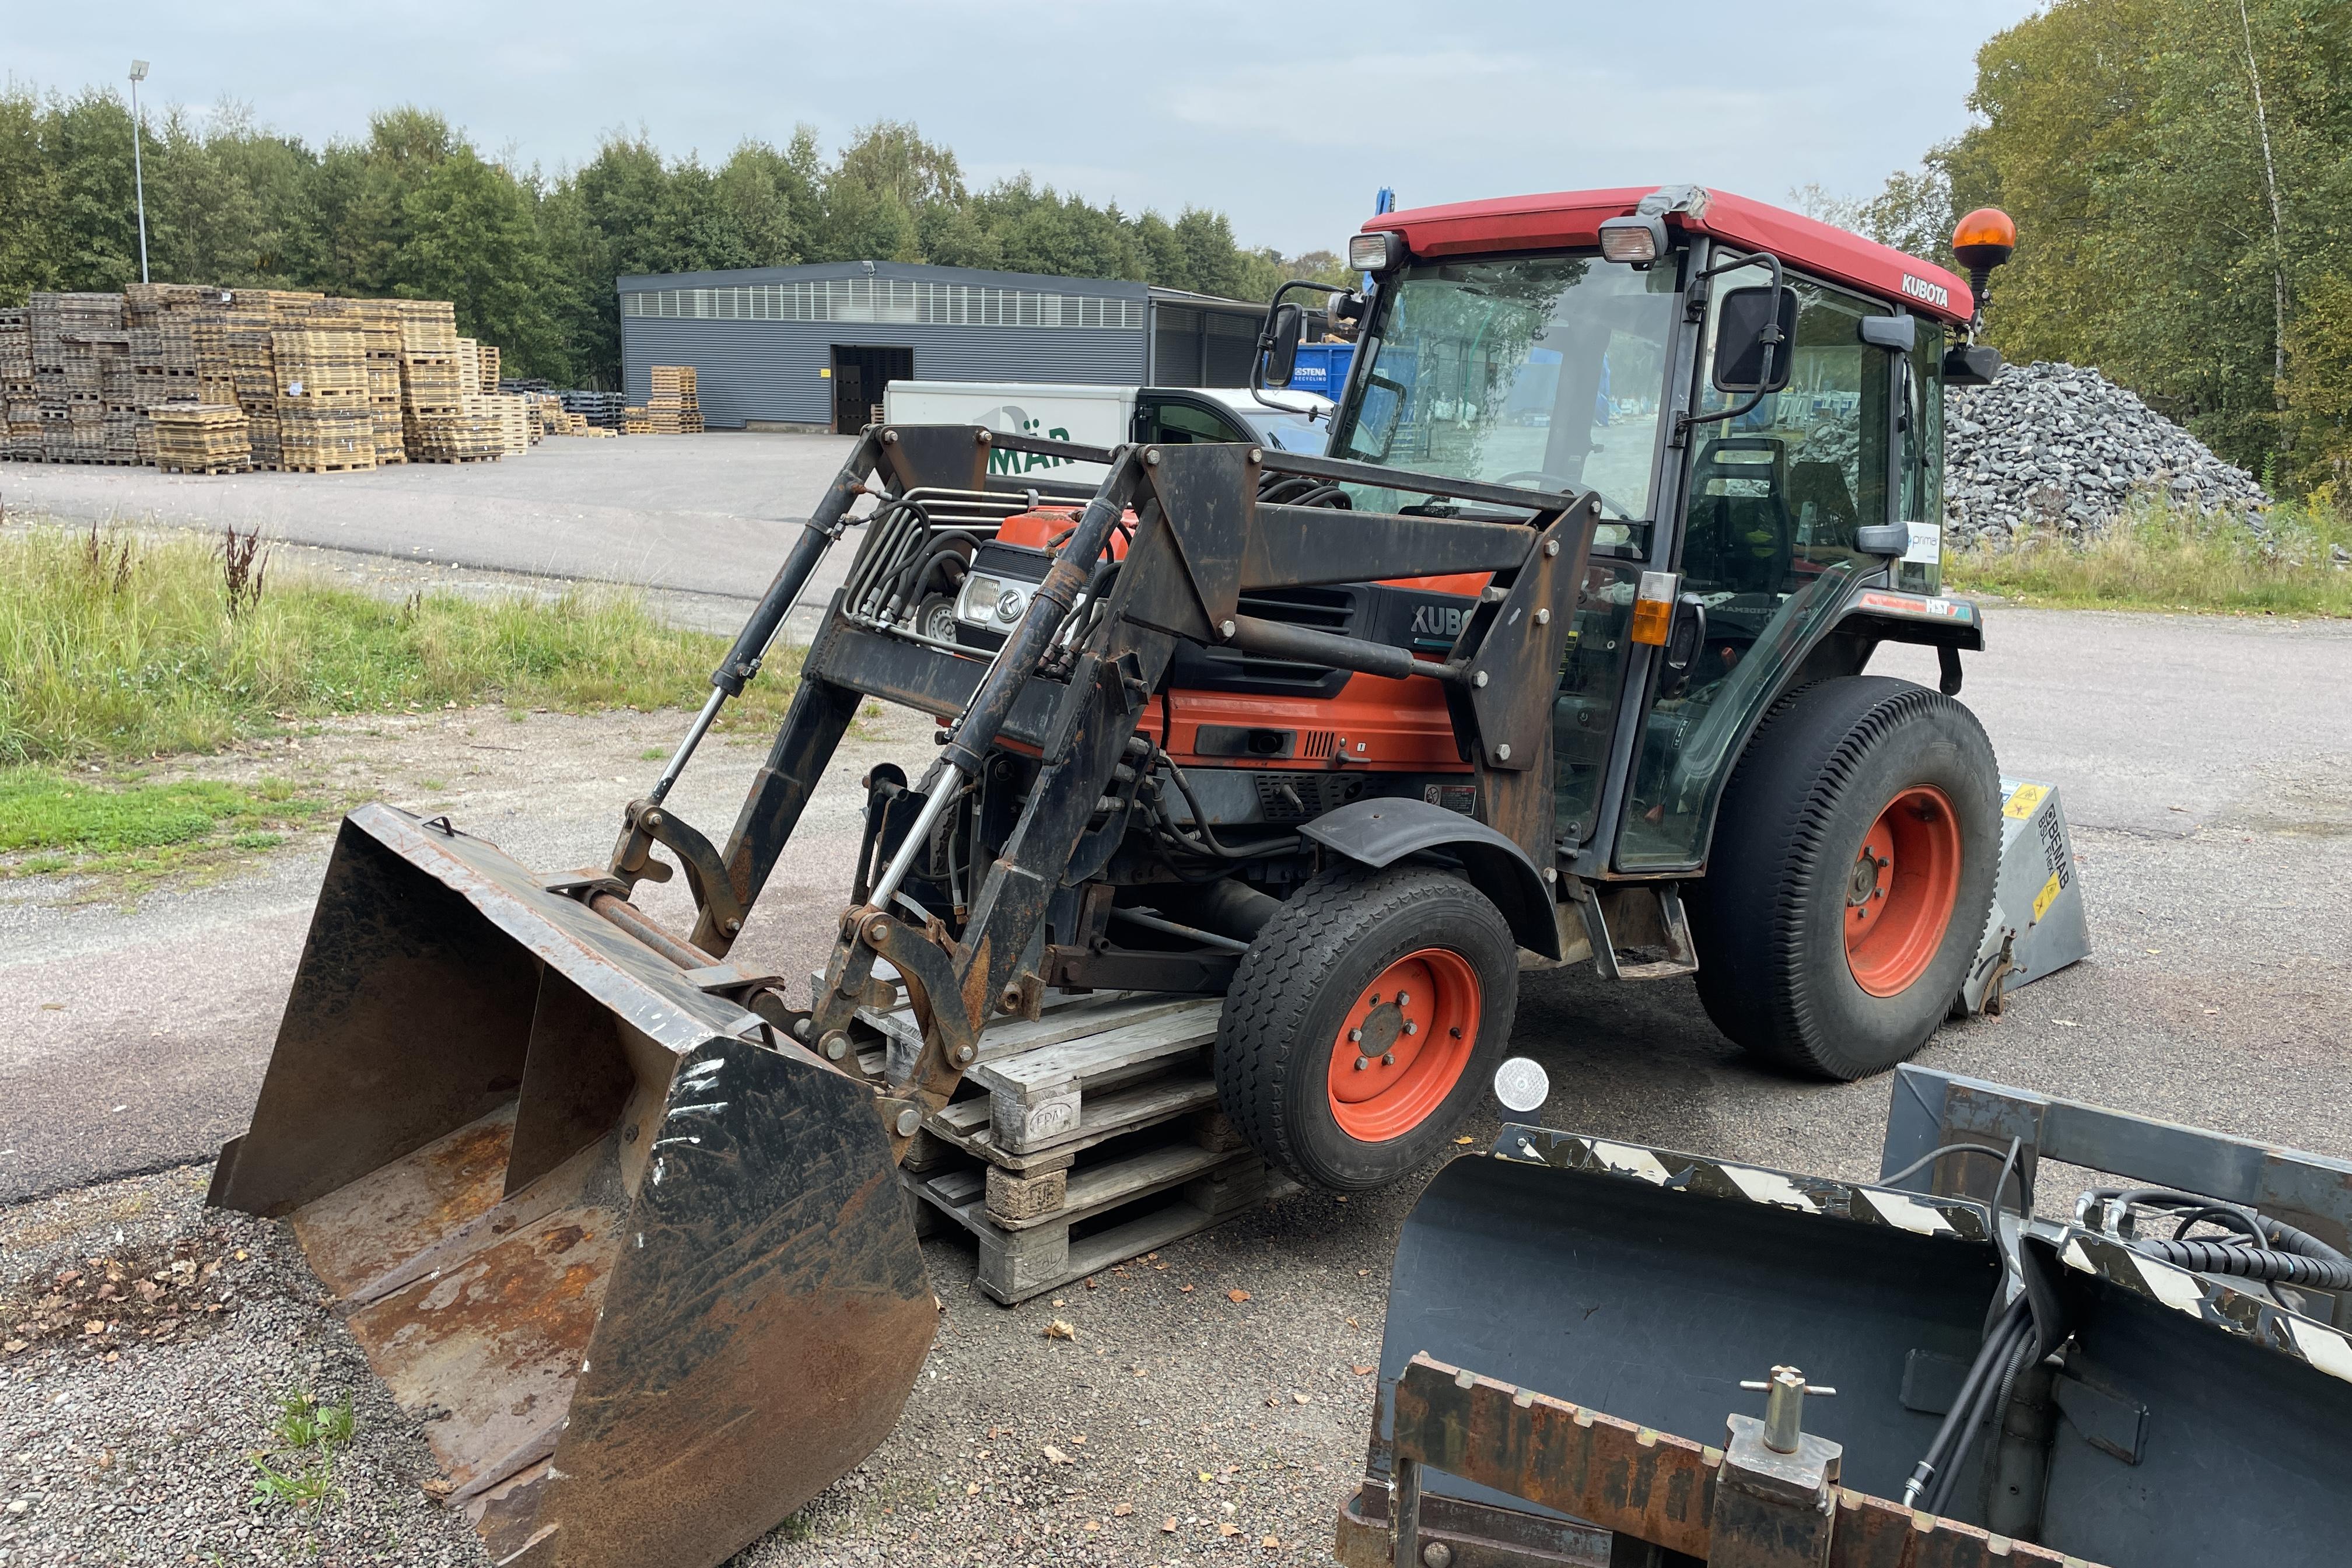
[1286,342,1355,399]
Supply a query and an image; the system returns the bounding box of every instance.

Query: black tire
[1216,864,1518,1191]
[1688,676,1999,1080]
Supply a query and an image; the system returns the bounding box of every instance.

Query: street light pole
[128,61,150,285]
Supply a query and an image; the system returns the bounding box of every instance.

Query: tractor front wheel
[1216,866,1518,1191]
[1689,676,1999,1080]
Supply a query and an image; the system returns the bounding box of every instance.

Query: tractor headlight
[956,572,1035,629]
[1598,214,1670,266]
[1348,232,1406,273]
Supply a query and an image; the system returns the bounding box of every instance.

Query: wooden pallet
[410,452,500,464]
[158,463,251,476]
[848,976,1286,1303]
[905,1126,1287,1304]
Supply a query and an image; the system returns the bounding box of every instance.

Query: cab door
[1611,268,1897,872]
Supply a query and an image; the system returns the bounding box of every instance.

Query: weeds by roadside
[249,1391,358,1512]
[0,520,799,768]
[1947,496,2352,615]
[0,520,801,876]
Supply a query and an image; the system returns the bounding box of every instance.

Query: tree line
[1816,0,2352,497]
[0,86,1349,388]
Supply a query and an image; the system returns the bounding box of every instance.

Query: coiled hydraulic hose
[2082,1186,2352,1290]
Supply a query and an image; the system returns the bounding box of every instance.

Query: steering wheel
[1496,470,1636,521]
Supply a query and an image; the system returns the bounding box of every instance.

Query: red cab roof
[1363,185,1973,327]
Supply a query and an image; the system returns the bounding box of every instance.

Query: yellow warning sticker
[2004,783,2050,820]
[2033,872,2063,923]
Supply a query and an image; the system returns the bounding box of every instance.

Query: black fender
[1301,798,1560,959]
[1838,587,1986,695]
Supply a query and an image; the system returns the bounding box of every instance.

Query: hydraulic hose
[2082,1186,2352,1289]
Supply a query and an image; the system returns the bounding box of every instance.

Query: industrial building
[616,260,1275,433]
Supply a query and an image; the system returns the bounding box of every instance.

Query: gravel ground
[0,1168,482,1568]
[1,1160,1398,1568]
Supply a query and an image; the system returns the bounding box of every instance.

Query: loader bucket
[1339,1128,2352,1568]
[210,804,936,1568]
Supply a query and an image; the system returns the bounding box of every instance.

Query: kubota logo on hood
[1901,274,1951,309]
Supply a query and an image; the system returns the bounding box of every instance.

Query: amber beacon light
[1950,208,2018,319]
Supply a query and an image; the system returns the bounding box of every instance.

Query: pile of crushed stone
[1945,360,2270,548]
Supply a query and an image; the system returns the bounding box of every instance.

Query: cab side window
[1681,274,1891,599]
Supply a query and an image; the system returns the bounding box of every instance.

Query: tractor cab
[1266,185,1985,876]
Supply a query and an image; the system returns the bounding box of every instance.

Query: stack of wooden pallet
[345,300,406,467]
[621,404,651,435]
[476,343,500,393]
[123,283,205,461]
[842,982,1289,1304]
[272,328,376,473]
[150,404,251,475]
[396,300,464,457]
[0,309,36,459]
[28,294,132,464]
[559,388,626,429]
[647,365,701,433]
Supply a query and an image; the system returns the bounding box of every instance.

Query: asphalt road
[1,434,860,622]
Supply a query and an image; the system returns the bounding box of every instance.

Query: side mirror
[1712,286,1797,394]
[1261,303,1304,388]
[1859,315,1916,352]
[1943,342,2003,387]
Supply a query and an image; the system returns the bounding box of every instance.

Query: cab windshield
[1331,253,1677,526]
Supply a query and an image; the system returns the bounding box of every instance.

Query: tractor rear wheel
[1216,865,1518,1191]
[1689,676,1998,1080]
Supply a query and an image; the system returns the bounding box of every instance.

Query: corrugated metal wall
[616,262,1159,428]
[617,318,1147,427]
[1146,303,1265,389]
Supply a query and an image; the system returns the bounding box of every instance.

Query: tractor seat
[1686,438,1791,596]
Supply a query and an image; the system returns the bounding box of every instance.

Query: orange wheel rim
[1845,785,1962,998]
[1326,948,1482,1142]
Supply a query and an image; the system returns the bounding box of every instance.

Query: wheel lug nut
[1382,1052,1396,1066]
[1396,992,1410,1006]
[1353,1056,1370,1071]
[1403,1020,1419,1035]
[1348,1028,1363,1043]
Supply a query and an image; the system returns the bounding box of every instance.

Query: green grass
[249,1392,356,1511]
[0,523,800,874]
[1946,498,2352,616]
[0,522,799,768]
[0,766,338,883]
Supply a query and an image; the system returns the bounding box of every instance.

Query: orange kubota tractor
[211,188,2084,1566]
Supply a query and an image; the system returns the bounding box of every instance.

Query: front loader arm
[617,426,1599,1163]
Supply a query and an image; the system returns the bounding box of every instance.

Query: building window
[621,278,1143,329]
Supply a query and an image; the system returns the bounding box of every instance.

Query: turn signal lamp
[1630,570,1678,645]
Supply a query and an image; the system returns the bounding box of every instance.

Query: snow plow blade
[1338,1109,2352,1567]
[209,804,936,1568]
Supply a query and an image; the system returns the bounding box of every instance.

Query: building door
[831,345,914,435]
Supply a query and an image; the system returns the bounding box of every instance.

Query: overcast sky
[13,1,2045,255]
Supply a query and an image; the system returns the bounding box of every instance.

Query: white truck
[878,382,1332,481]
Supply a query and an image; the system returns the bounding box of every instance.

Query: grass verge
[0,522,800,875]
[1946,498,2352,615]
[0,766,336,881]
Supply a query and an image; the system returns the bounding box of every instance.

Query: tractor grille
[1219,587,1356,688]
